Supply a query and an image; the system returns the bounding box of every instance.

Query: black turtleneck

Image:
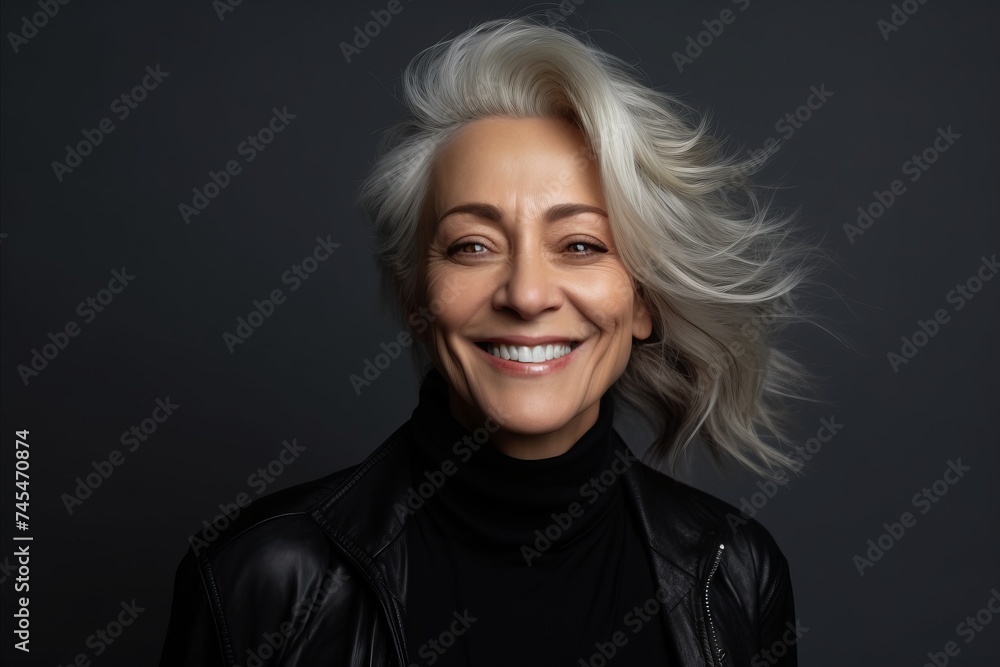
[402,368,670,666]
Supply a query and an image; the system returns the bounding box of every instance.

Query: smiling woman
[422,116,653,461]
[161,15,823,666]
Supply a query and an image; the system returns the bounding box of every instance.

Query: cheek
[424,268,486,337]
[572,267,637,331]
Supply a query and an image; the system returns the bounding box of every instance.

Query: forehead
[431,116,604,209]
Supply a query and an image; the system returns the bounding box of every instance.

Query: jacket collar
[310,415,724,660]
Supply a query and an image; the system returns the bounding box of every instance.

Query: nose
[492,246,563,319]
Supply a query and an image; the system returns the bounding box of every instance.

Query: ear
[631,285,653,342]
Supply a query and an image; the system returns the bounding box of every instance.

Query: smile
[474,341,579,363]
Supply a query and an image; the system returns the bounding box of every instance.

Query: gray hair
[358,16,832,479]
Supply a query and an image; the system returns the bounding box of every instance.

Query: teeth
[482,342,575,363]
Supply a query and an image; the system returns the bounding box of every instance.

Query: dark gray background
[2,0,998,664]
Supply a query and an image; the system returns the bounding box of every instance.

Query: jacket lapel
[309,424,415,662]
[617,430,724,664]
[310,421,723,665]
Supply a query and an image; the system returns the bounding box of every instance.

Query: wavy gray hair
[358,16,830,479]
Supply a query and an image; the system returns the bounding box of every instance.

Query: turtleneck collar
[405,367,627,557]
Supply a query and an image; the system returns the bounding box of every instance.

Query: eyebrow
[437,202,608,225]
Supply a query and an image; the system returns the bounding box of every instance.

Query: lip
[473,339,582,376]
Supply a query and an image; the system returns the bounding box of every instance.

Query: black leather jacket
[160,421,798,666]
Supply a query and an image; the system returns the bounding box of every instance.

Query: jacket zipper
[703,542,727,666]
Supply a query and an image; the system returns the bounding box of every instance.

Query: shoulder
[628,457,772,537]
[183,421,413,601]
[187,462,362,580]
[628,457,791,590]
[620,454,797,662]
[162,461,370,663]
[187,463,365,616]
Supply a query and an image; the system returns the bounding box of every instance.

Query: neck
[447,385,601,460]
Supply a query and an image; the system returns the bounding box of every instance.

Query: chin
[475,393,583,436]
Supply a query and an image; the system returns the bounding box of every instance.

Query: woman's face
[419,116,652,458]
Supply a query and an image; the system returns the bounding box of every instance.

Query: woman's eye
[566,241,608,255]
[447,240,607,257]
[449,241,488,255]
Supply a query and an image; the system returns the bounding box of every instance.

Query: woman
[161,16,820,666]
